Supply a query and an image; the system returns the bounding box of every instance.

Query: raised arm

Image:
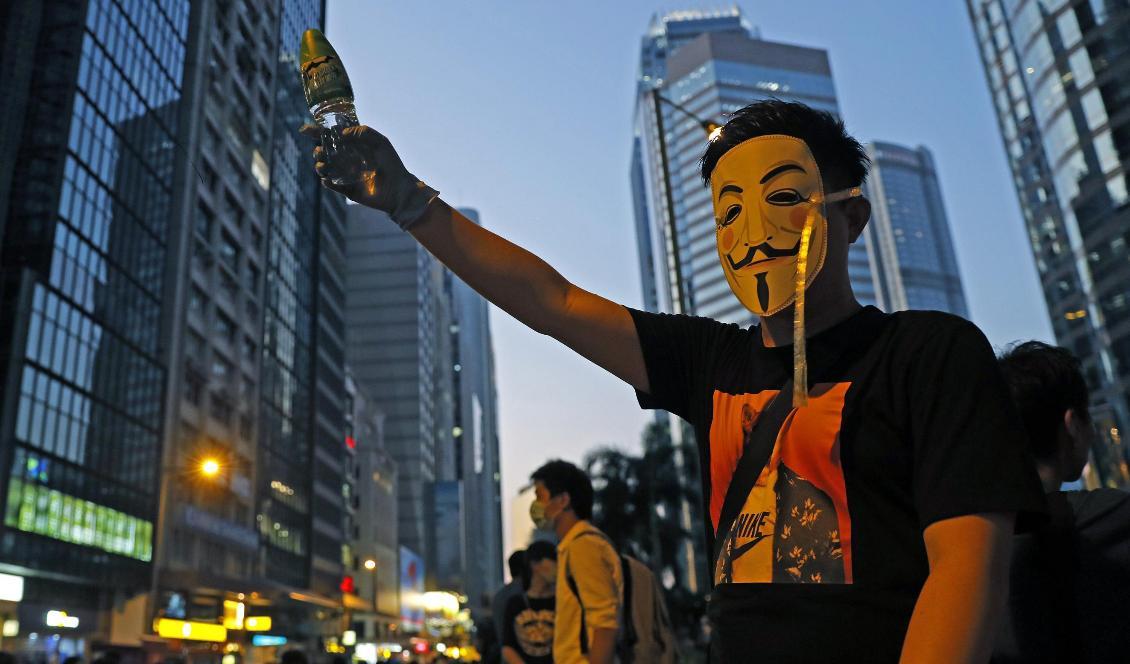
[303,124,649,392]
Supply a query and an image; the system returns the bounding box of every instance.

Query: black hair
[701,99,870,191]
[530,459,593,520]
[998,340,1090,462]
[525,540,557,563]
[507,549,526,580]
[280,651,308,664]
[522,540,557,591]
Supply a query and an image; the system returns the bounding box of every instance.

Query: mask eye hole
[766,189,804,206]
[717,204,741,228]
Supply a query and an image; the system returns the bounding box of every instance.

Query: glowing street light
[364,559,377,571]
[200,459,221,477]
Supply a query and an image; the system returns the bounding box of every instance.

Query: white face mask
[529,498,559,531]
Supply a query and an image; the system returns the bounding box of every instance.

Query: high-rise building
[149,0,348,632]
[345,369,400,642]
[967,0,1129,484]
[0,0,188,649]
[448,208,503,603]
[862,142,969,316]
[345,205,449,579]
[0,0,351,649]
[631,8,880,324]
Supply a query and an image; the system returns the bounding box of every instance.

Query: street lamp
[200,458,221,477]
[149,455,226,635]
[647,87,723,318]
[363,559,378,611]
[648,87,721,593]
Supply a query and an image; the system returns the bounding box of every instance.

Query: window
[212,392,233,424]
[196,203,214,239]
[215,312,236,341]
[219,231,239,270]
[245,263,259,293]
[185,369,203,405]
[186,331,205,359]
[220,270,238,302]
[212,357,232,380]
[189,287,206,318]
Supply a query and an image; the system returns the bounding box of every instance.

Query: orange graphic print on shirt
[711,382,853,585]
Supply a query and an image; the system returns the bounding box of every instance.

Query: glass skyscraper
[968,0,1129,485]
[863,141,969,316]
[0,0,352,648]
[0,0,187,624]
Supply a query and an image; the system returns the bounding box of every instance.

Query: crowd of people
[306,96,1130,663]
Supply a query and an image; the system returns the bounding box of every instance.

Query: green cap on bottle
[299,28,352,108]
[299,28,335,67]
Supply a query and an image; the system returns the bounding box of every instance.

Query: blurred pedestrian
[502,540,557,664]
[530,460,621,664]
[477,592,502,664]
[492,549,526,645]
[994,341,1130,663]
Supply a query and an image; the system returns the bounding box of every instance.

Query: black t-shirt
[502,593,555,664]
[995,488,1130,663]
[630,305,1046,663]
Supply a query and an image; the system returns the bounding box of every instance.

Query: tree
[584,420,706,642]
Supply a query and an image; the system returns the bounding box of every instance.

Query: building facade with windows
[345,368,400,642]
[0,0,352,649]
[968,0,1129,485]
[862,141,969,316]
[0,0,188,650]
[345,205,451,584]
[446,208,503,604]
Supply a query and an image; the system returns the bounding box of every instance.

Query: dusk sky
[325,1,1055,555]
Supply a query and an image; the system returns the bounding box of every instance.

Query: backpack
[564,530,679,664]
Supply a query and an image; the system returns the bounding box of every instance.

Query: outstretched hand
[298,124,439,230]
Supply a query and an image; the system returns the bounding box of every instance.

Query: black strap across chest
[712,379,794,569]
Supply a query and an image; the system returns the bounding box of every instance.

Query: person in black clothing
[493,549,527,645]
[502,540,557,664]
[994,341,1130,662]
[305,97,1045,663]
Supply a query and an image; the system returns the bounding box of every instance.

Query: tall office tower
[345,369,400,641]
[448,208,503,602]
[631,8,880,323]
[862,142,970,316]
[0,0,187,643]
[968,0,1130,484]
[629,7,879,592]
[140,0,348,628]
[156,0,280,602]
[345,206,449,578]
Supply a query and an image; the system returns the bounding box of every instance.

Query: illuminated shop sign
[154,619,227,642]
[45,611,79,629]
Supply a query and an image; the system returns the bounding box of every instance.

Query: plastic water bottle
[299,29,368,185]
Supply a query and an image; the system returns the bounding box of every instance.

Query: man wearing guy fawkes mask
[306,99,1045,662]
